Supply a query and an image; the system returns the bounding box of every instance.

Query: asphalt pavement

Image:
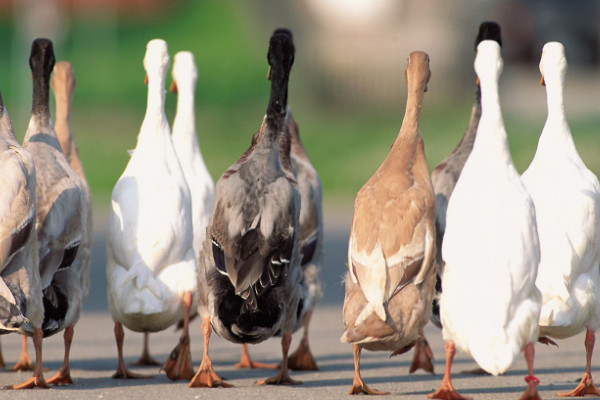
[0,209,595,399]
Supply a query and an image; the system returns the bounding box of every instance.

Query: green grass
[1,0,599,212]
[71,100,600,213]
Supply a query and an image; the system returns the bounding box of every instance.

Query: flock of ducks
[0,21,598,399]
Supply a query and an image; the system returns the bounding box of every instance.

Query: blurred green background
[0,0,599,214]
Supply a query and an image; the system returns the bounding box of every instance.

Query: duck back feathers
[0,88,40,335]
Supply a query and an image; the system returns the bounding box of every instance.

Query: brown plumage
[341,51,436,395]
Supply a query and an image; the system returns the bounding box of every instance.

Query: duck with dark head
[189,29,303,388]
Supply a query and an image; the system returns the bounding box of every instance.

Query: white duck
[45,60,93,385]
[342,51,437,395]
[106,39,197,380]
[14,38,86,390]
[132,51,215,369]
[417,21,503,376]
[170,51,214,256]
[429,41,542,400]
[521,41,600,397]
[0,87,42,377]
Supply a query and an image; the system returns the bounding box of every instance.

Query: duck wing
[0,148,36,271]
[210,169,297,312]
[349,184,435,323]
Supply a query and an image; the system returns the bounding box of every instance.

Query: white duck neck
[172,80,198,148]
[139,68,169,142]
[473,72,510,156]
[538,73,577,151]
[543,74,568,128]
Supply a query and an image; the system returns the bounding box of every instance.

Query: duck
[412,21,503,376]
[0,80,43,382]
[189,30,302,388]
[132,50,216,369]
[41,60,92,385]
[233,28,323,373]
[170,51,214,260]
[284,107,324,371]
[11,38,86,390]
[106,38,197,381]
[428,40,542,400]
[521,41,600,397]
[341,51,437,395]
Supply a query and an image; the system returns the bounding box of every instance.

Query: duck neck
[539,75,576,151]
[172,82,197,147]
[265,64,289,137]
[474,75,510,155]
[395,84,424,146]
[139,70,168,143]
[31,64,51,127]
[54,89,74,156]
[459,85,481,148]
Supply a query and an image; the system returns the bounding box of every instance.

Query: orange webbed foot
[409,337,435,374]
[558,372,600,397]
[428,382,471,400]
[130,354,160,367]
[47,369,74,385]
[112,368,153,379]
[6,375,50,389]
[256,369,302,386]
[287,339,319,371]
[349,382,390,395]
[189,367,232,388]
[162,337,195,381]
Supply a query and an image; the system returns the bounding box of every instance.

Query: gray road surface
[0,210,595,399]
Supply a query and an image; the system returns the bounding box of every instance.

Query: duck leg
[131,333,160,366]
[409,329,434,374]
[47,325,74,385]
[163,291,195,380]
[12,335,34,371]
[0,337,5,369]
[288,309,319,371]
[519,342,541,400]
[235,343,278,369]
[559,328,600,397]
[348,343,388,395]
[256,332,302,385]
[428,341,470,400]
[8,327,49,389]
[112,322,153,379]
[189,317,231,387]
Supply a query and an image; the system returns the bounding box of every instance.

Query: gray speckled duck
[189,31,303,388]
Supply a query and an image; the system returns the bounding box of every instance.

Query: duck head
[265,30,295,125]
[405,51,431,93]
[475,21,502,50]
[51,61,76,97]
[170,51,197,94]
[30,38,55,82]
[143,39,170,85]
[474,41,503,85]
[539,41,567,87]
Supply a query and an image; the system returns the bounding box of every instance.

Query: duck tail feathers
[356,301,386,326]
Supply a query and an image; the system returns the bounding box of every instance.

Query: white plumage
[171,51,214,256]
[521,41,600,396]
[106,39,197,379]
[439,40,541,380]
